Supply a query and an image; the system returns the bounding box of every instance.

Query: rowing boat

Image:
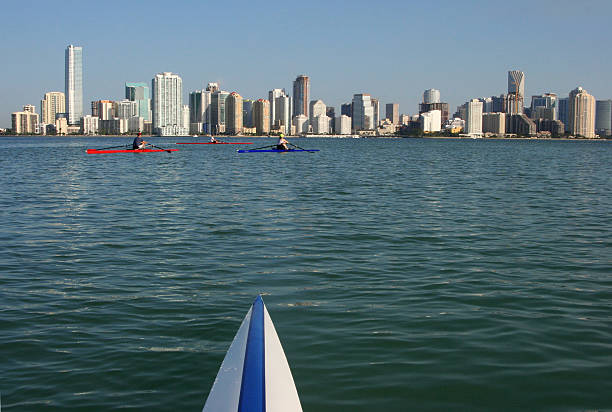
[237,149,319,153]
[202,295,302,412]
[86,148,178,154]
[176,142,253,145]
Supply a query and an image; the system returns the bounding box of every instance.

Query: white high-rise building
[82,115,99,135]
[335,115,351,135]
[226,92,243,135]
[424,89,441,104]
[313,115,330,134]
[420,110,441,132]
[568,87,596,138]
[269,88,285,128]
[65,45,83,125]
[465,99,483,136]
[309,100,326,126]
[41,92,65,124]
[352,94,374,131]
[293,114,308,134]
[152,72,188,136]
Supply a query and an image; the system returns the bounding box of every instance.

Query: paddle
[97,144,131,150]
[249,144,277,150]
[147,143,173,153]
[289,142,316,152]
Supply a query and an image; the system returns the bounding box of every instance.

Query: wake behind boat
[202,295,302,412]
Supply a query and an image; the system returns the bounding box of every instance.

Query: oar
[289,142,316,152]
[249,144,277,150]
[147,143,173,153]
[97,144,131,150]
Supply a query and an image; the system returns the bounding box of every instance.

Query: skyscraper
[189,90,211,133]
[269,88,285,127]
[292,75,310,118]
[152,72,187,136]
[530,93,557,120]
[275,95,291,134]
[465,99,483,136]
[386,103,399,124]
[507,70,525,115]
[226,92,243,135]
[309,100,326,126]
[41,92,65,124]
[65,45,83,125]
[558,97,569,132]
[568,87,596,138]
[352,94,374,131]
[253,99,270,135]
[595,100,612,136]
[125,82,151,121]
[210,90,230,134]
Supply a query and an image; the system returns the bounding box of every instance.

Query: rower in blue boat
[132,132,147,149]
[277,133,289,150]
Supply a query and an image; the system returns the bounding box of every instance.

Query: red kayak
[175,142,253,145]
[86,148,178,154]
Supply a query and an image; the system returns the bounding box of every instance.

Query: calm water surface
[1,137,611,411]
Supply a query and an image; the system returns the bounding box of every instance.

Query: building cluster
[8,46,611,139]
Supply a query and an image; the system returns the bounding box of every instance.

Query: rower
[132,132,147,149]
[277,133,289,150]
[210,136,218,143]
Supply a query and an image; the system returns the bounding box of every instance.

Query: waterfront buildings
[41,92,65,124]
[242,99,254,128]
[309,100,326,127]
[595,100,612,136]
[507,70,525,115]
[210,90,230,134]
[465,99,483,136]
[423,89,441,104]
[189,90,211,134]
[152,72,188,136]
[226,92,243,135]
[115,100,138,119]
[558,97,569,132]
[292,75,310,118]
[82,115,99,135]
[11,106,39,134]
[386,103,399,124]
[274,94,291,135]
[352,94,374,131]
[335,115,351,135]
[482,112,506,135]
[125,83,151,121]
[93,100,114,120]
[65,45,83,125]
[253,99,270,135]
[507,114,536,136]
[420,110,441,132]
[293,114,308,134]
[568,87,596,138]
[530,93,557,120]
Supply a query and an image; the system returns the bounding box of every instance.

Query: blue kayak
[237,149,319,153]
[202,296,303,412]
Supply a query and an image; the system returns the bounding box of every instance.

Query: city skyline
[2,0,612,128]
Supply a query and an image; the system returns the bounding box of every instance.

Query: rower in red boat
[210,136,219,143]
[132,132,147,150]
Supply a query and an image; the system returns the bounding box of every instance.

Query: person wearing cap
[276,133,289,150]
[132,132,147,150]
[210,136,218,143]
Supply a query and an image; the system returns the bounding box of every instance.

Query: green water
[0,137,611,410]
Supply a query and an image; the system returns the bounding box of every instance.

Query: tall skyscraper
[243,99,254,128]
[423,89,441,104]
[125,82,151,121]
[226,92,243,135]
[210,90,230,134]
[292,75,310,118]
[152,72,187,136]
[65,45,83,125]
[269,88,285,127]
[352,94,374,131]
[465,99,483,136]
[558,97,569,132]
[386,103,399,124]
[41,92,65,124]
[275,95,291,134]
[189,90,211,133]
[595,100,612,136]
[371,98,380,128]
[568,86,596,138]
[253,99,270,135]
[530,93,557,120]
[507,70,525,115]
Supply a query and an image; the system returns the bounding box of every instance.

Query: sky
[1,0,612,128]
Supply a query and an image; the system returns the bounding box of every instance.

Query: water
[1,136,611,411]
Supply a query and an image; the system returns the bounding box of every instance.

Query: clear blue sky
[2,0,611,127]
